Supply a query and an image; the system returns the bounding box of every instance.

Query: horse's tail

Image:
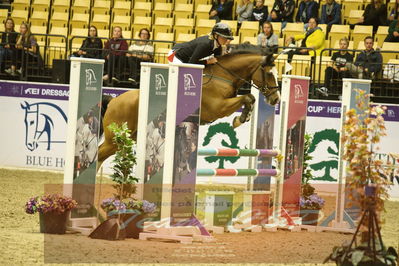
[100,94,113,136]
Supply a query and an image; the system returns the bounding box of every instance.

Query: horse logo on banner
[85,69,97,87]
[183,74,196,91]
[20,101,67,151]
[155,74,167,91]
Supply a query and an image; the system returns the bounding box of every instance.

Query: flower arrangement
[300,194,325,210]
[101,198,157,216]
[25,194,77,214]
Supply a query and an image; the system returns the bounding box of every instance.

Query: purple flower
[300,194,325,210]
[25,194,77,214]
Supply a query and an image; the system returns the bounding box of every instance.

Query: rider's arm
[188,42,211,65]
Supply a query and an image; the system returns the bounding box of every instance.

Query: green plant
[108,122,138,199]
[302,133,315,198]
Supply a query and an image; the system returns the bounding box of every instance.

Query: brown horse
[98,44,280,168]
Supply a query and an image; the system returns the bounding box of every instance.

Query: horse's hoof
[233,117,242,128]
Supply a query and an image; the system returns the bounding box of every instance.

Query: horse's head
[20,101,39,151]
[251,53,280,106]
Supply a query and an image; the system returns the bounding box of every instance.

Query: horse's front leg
[232,94,255,128]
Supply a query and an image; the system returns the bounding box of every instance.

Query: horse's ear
[20,101,29,110]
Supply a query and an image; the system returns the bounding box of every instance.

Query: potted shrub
[325,90,398,265]
[300,133,325,225]
[92,122,157,239]
[25,194,77,234]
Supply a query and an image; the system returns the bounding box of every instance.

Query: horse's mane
[226,43,274,56]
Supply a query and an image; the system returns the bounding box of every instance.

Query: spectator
[257,21,278,52]
[388,0,399,21]
[268,10,283,23]
[74,26,103,59]
[15,22,43,76]
[346,36,383,79]
[354,0,387,32]
[286,17,325,60]
[251,0,269,26]
[296,0,319,25]
[270,0,295,25]
[0,17,18,75]
[320,0,341,33]
[385,19,399,42]
[318,37,353,95]
[236,0,253,25]
[102,26,128,84]
[126,28,154,86]
[209,0,233,22]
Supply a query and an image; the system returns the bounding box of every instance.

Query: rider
[167,23,234,65]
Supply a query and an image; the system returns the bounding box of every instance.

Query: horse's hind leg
[233,94,256,128]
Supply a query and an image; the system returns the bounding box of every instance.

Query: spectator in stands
[296,0,319,25]
[126,28,154,86]
[251,0,269,27]
[320,0,341,33]
[209,0,233,22]
[385,19,399,42]
[388,0,399,21]
[354,0,387,32]
[0,18,18,75]
[168,23,233,65]
[257,22,278,52]
[15,22,43,76]
[74,26,103,59]
[269,0,294,28]
[346,36,383,79]
[285,17,325,60]
[318,37,353,95]
[102,26,128,84]
[236,0,254,26]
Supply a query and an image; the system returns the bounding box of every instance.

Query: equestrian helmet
[212,23,234,40]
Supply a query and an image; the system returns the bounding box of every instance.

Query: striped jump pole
[197,168,280,177]
[198,148,280,157]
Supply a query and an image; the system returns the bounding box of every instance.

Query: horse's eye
[30,120,34,125]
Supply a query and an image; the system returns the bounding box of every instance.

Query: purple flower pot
[300,209,320,226]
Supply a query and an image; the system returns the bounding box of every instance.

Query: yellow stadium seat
[48,26,68,43]
[154,32,174,50]
[342,0,363,23]
[194,0,212,9]
[50,11,69,27]
[271,22,282,38]
[195,19,215,37]
[92,0,111,15]
[152,17,173,38]
[46,40,67,66]
[220,20,238,35]
[154,47,170,64]
[283,22,304,42]
[70,13,90,29]
[97,29,109,38]
[11,9,29,24]
[375,26,389,47]
[351,25,373,50]
[314,56,331,83]
[175,0,193,4]
[52,0,70,13]
[0,24,4,32]
[31,25,47,35]
[29,10,49,27]
[239,21,259,40]
[70,27,87,37]
[319,24,327,34]
[329,25,350,49]
[333,40,354,50]
[176,33,196,43]
[11,0,30,11]
[241,36,257,45]
[112,15,131,32]
[347,10,364,25]
[132,16,152,36]
[72,0,91,14]
[174,3,194,19]
[275,53,288,80]
[133,2,152,17]
[291,54,312,76]
[91,14,110,30]
[230,36,240,45]
[174,18,195,39]
[381,42,399,64]
[0,9,8,21]
[112,1,132,17]
[195,4,212,23]
[31,0,51,12]
[152,3,173,21]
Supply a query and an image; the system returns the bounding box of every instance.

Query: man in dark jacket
[320,0,341,32]
[168,23,234,65]
[209,0,234,22]
[296,0,319,24]
[346,36,383,79]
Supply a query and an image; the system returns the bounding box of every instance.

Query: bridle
[204,59,279,97]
